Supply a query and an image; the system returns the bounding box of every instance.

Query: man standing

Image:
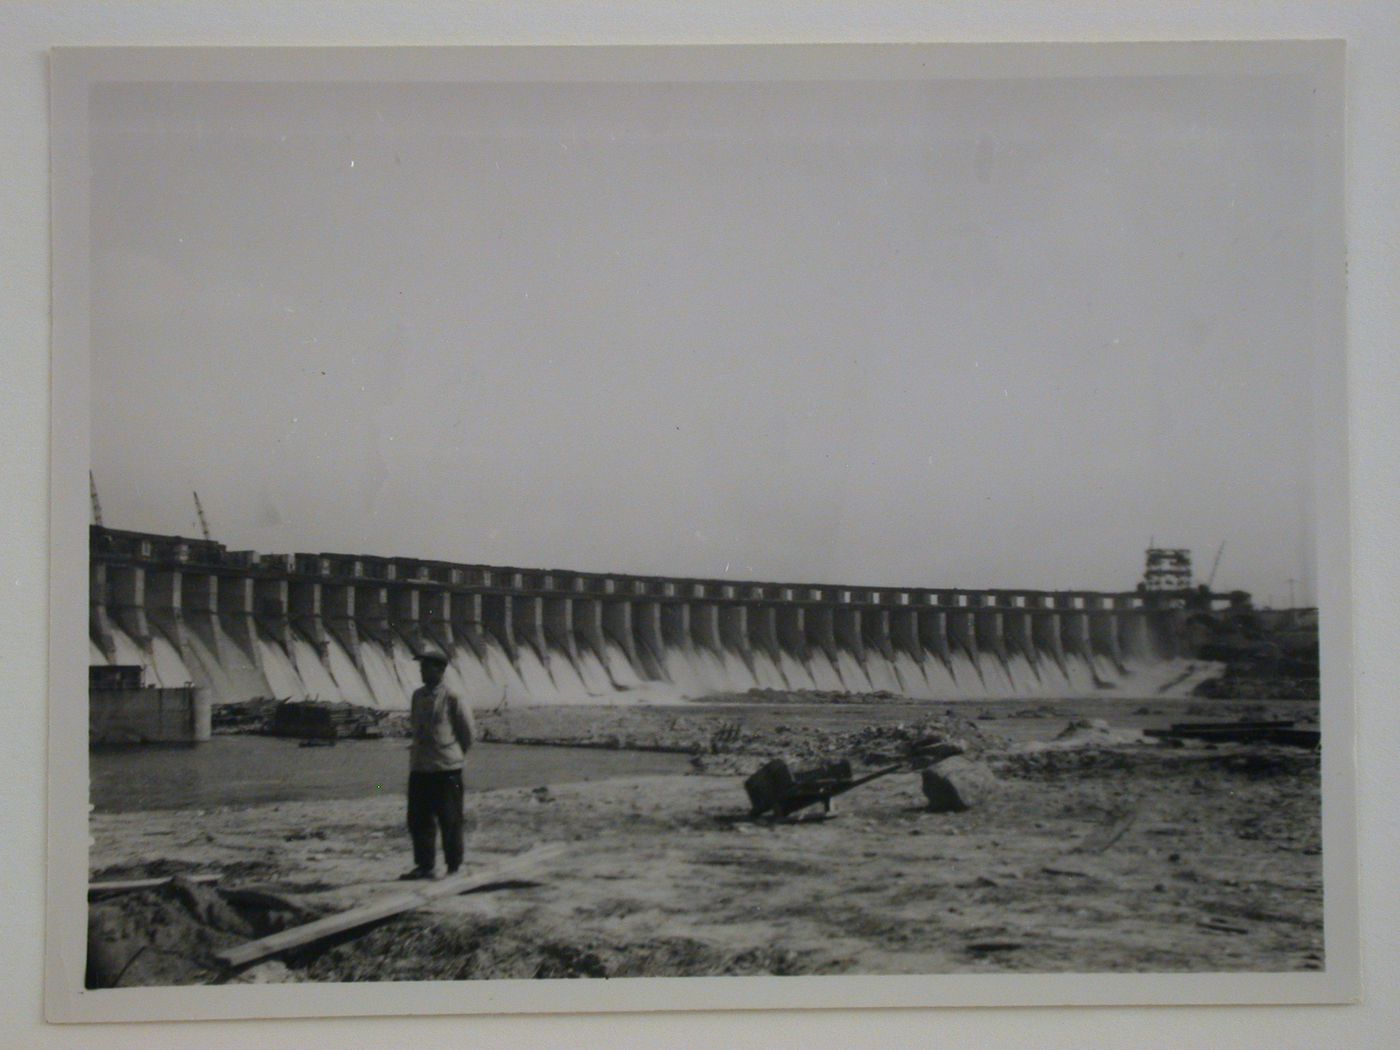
[401,644,476,880]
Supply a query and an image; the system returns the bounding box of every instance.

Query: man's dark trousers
[407,769,465,872]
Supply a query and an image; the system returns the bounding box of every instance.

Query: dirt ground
[87,697,1323,985]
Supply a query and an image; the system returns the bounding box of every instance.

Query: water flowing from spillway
[778,651,818,692]
[215,623,274,699]
[446,642,500,705]
[254,637,305,700]
[92,603,1201,708]
[833,650,872,692]
[178,623,239,701]
[892,653,934,700]
[750,650,787,690]
[357,639,410,709]
[325,635,376,707]
[806,653,845,692]
[863,655,902,694]
[514,646,559,700]
[574,646,614,695]
[546,652,592,704]
[290,635,341,702]
[604,642,644,688]
[148,631,192,688]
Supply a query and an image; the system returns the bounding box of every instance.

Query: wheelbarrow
[743,738,959,820]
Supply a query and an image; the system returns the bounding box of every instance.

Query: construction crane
[1206,541,1226,590]
[192,490,212,542]
[89,471,103,527]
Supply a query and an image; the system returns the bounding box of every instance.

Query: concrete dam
[89,526,1195,709]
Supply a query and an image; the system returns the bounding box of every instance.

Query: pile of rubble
[211,699,410,739]
[705,687,913,706]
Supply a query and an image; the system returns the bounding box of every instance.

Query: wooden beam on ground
[88,872,222,898]
[213,843,568,970]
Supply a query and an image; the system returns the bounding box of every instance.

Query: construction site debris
[87,874,273,987]
[477,703,1001,776]
[921,757,998,813]
[744,757,853,818]
[88,689,1324,982]
[744,735,963,820]
[1144,720,1319,749]
[1020,718,1148,752]
[213,843,567,970]
[213,698,396,739]
[89,872,222,898]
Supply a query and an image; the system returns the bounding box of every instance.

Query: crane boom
[193,491,211,541]
[1206,541,1226,590]
[89,471,103,527]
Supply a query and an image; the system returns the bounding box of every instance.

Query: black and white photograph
[45,42,1354,1020]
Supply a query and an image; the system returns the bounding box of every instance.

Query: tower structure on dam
[89,525,1187,709]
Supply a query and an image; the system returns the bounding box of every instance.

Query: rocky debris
[477,703,1004,776]
[921,756,999,813]
[211,697,281,733]
[213,698,404,739]
[1018,718,1147,752]
[1193,674,1319,701]
[993,742,1319,783]
[710,688,911,706]
[86,872,333,988]
[909,741,965,769]
[88,706,1324,983]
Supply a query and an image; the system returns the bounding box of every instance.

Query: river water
[90,737,692,814]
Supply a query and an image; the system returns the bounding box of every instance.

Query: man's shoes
[398,867,436,881]
[446,866,461,876]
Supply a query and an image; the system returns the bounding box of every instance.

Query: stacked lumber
[268,700,386,740]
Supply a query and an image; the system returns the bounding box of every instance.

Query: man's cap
[416,644,449,665]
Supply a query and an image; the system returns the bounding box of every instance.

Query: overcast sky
[88,73,1327,602]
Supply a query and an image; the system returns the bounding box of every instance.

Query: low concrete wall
[91,686,211,745]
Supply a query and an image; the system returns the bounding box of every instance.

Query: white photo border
[46,41,1355,1023]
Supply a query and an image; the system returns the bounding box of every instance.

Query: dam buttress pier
[89,525,1188,709]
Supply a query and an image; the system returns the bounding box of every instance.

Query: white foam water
[101,600,1201,708]
[573,646,615,695]
[604,642,644,688]
[544,649,592,703]
[324,634,376,707]
[254,636,306,700]
[806,652,845,692]
[357,638,410,709]
[290,635,341,702]
[445,642,501,706]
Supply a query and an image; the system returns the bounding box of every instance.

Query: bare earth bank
[88,698,1322,985]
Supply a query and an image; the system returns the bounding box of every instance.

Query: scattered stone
[965,941,1022,955]
[921,756,998,812]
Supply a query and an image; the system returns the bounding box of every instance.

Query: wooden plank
[213,842,568,970]
[88,872,222,897]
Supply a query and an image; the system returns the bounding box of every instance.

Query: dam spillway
[89,525,1189,709]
